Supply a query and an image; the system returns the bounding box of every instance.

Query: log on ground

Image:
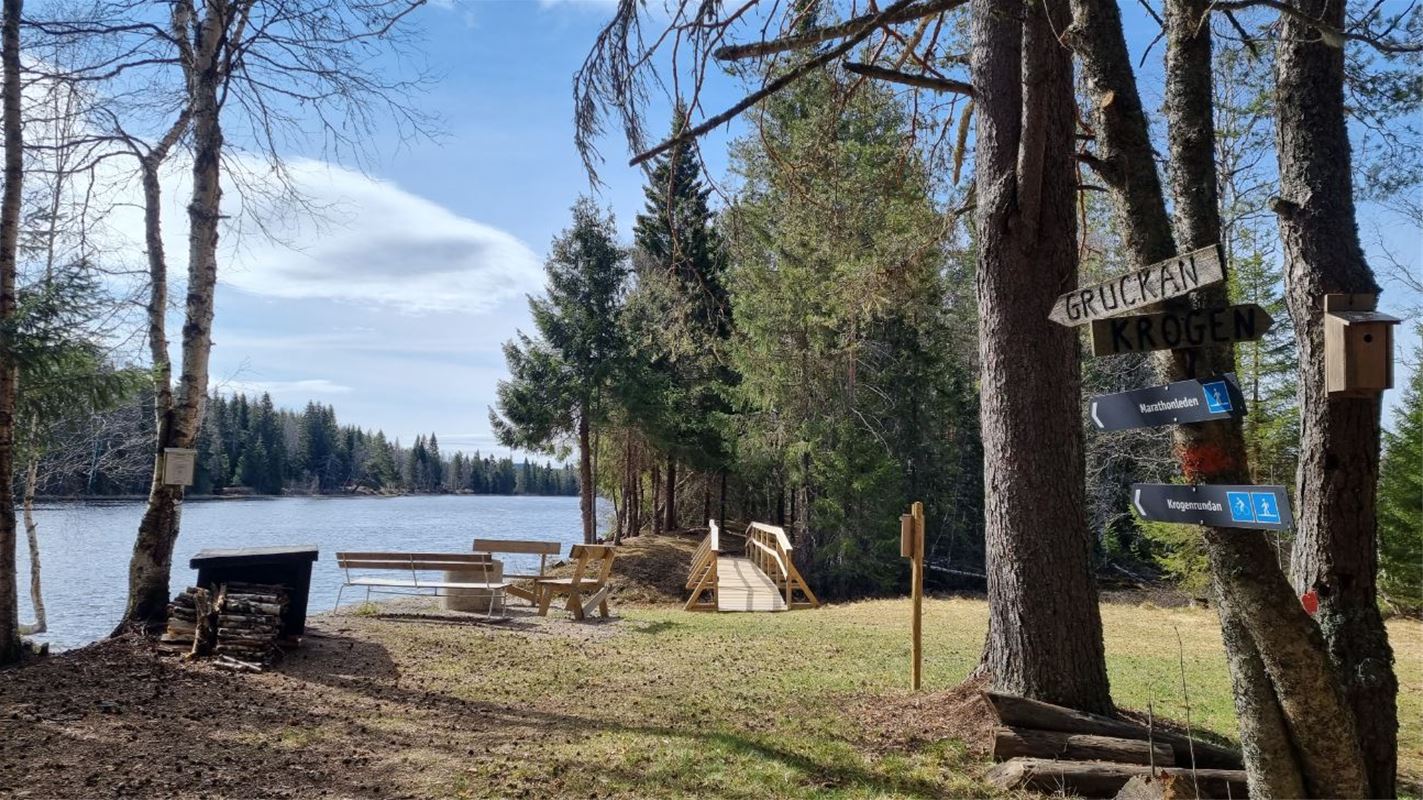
[985,692,1242,769]
[986,758,1247,799]
[992,726,1174,766]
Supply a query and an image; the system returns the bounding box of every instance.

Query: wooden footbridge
[685,521,819,612]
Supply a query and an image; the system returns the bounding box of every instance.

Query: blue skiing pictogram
[1252,492,1282,524]
[1202,379,1232,414]
[1226,491,1255,522]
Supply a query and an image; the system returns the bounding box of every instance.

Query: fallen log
[992,727,1174,767]
[986,758,1247,799]
[986,692,1242,770]
[213,656,263,673]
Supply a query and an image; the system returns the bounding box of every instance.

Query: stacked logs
[160,587,211,648]
[213,582,289,671]
[159,582,289,672]
[982,692,1249,799]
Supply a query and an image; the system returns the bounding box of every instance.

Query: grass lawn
[3,556,1419,798]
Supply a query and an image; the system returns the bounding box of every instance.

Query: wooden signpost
[1049,245,1225,327]
[901,501,925,691]
[1089,303,1273,357]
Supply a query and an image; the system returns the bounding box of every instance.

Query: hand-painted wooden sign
[1090,303,1273,357]
[1049,245,1225,327]
[1090,374,1245,431]
[1131,483,1292,531]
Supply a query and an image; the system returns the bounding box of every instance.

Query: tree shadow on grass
[276,635,952,799]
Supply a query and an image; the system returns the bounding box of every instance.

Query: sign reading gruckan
[1049,245,1225,327]
[1090,374,1244,431]
[1090,303,1273,357]
[1131,483,1292,532]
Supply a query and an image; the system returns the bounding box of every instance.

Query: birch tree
[0,0,22,664]
[26,0,431,630]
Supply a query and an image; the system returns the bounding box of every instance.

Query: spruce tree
[1379,332,1422,613]
[492,197,629,541]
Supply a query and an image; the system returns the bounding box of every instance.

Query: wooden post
[902,501,925,690]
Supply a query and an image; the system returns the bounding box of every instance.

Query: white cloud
[225,159,544,314]
[98,155,544,316]
[218,378,355,396]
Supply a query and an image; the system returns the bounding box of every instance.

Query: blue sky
[196,0,1419,453]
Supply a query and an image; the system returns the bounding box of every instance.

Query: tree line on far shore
[35,391,579,499]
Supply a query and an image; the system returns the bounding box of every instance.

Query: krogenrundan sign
[1049,245,1225,327]
[1131,483,1293,532]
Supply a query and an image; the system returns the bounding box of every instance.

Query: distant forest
[36,391,579,498]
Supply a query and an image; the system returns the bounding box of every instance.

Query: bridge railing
[684,519,721,612]
[743,522,820,609]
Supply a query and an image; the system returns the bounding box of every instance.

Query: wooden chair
[533,544,615,620]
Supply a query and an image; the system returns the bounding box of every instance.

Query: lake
[14,494,599,651]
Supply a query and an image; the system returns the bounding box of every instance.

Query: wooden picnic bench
[334,552,514,617]
[472,538,562,606]
[534,544,616,620]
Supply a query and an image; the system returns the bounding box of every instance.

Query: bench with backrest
[334,552,514,616]
[471,539,563,605]
[533,544,616,620]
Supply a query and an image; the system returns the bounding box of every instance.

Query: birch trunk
[0,0,22,665]
[119,3,226,631]
[1274,2,1397,794]
[1065,0,1368,793]
[19,457,44,635]
[969,0,1112,713]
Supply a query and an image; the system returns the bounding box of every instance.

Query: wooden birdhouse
[1324,294,1400,395]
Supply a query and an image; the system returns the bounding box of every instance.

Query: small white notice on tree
[163,448,198,486]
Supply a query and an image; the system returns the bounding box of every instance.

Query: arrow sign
[1090,303,1273,357]
[1090,374,1245,431]
[1132,483,1292,531]
[1049,245,1225,327]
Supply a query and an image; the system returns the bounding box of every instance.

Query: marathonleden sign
[1049,245,1225,327]
[1090,303,1273,357]
[1090,374,1244,431]
[1132,483,1292,532]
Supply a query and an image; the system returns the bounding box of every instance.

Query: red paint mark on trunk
[1302,588,1319,616]
[1177,441,1238,482]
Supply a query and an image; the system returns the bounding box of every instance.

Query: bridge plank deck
[715,556,787,612]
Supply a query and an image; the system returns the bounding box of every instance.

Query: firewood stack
[159,582,289,672]
[212,582,289,671]
[981,692,1249,799]
[159,587,210,647]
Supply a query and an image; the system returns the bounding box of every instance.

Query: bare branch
[712,0,969,61]
[843,61,976,95]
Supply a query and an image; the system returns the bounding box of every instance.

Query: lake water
[14,495,599,651]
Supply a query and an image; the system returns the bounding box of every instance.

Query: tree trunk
[119,19,226,632]
[718,471,726,527]
[969,0,1112,713]
[1274,3,1396,795]
[578,412,595,543]
[651,462,662,535]
[0,0,22,665]
[19,457,44,635]
[664,457,676,531]
[1066,0,1369,793]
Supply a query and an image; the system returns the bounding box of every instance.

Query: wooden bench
[534,544,616,620]
[334,552,514,617]
[471,539,563,605]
